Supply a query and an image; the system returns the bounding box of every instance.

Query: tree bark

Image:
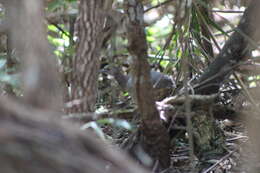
[69,0,105,113]
[124,0,170,170]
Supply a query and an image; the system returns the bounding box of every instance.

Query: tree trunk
[124,0,170,170]
[3,0,61,110]
[69,0,105,113]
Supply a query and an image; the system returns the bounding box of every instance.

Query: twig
[49,22,71,38]
[202,150,236,173]
[212,10,244,13]
[144,0,174,13]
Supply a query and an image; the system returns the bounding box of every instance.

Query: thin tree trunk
[124,0,170,170]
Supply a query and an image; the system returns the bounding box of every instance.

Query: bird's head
[100,65,121,77]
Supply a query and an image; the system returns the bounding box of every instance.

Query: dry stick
[226,135,248,142]
[156,24,176,67]
[144,0,174,13]
[161,94,217,105]
[184,75,196,169]
[202,150,236,173]
[212,10,244,13]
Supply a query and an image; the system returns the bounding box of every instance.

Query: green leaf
[48,25,58,32]
[123,92,129,96]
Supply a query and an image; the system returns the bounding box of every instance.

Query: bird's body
[127,70,173,89]
[101,65,174,100]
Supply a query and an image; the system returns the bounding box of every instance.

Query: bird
[101,65,174,100]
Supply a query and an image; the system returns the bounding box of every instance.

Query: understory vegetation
[0,0,260,173]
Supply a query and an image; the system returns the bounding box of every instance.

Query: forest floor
[98,82,260,173]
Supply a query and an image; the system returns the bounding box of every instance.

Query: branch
[194,0,260,94]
